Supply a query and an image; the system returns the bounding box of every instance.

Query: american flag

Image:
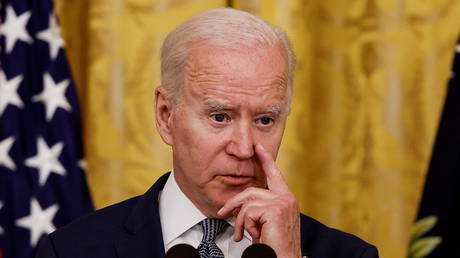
[0,0,93,257]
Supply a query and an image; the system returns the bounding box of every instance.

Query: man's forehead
[185,68,288,88]
[184,74,290,112]
[181,44,290,109]
[183,54,288,94]
[185,44,287,77]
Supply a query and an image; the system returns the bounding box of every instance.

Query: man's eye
[211,114,227,122]
[259,117,272,125]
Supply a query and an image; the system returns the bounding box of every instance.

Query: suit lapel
[115,173,171,258]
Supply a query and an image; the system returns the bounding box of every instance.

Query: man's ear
[155,86,174,146]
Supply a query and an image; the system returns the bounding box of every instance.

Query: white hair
[160,8,296,104]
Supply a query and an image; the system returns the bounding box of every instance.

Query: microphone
[165,244,200,258]
[242,243,277,258]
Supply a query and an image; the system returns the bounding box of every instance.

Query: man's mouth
[219,175,255,186]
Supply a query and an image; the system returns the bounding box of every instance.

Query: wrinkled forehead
[183,44,289,96]
[177,44,291,115]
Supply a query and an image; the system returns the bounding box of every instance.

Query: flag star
[0,70,24,116]
[25,137,66,186]
[36,14,64,60]
[15,198,58,246]
[0,201,4,235]
[0,5,32,53]
[32,73,71,121]
[78,158,87,171]
[0,136,16,170]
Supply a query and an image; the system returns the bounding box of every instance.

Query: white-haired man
[37,8,378,258]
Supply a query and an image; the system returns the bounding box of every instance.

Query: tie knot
[200,218,227,242]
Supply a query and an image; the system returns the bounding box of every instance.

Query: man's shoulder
[50,173,169,241]
[37,174,170,257]
[36,195,153,258]
[300,214,378,258]
[49,195,142,244]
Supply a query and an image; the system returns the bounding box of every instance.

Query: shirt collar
[159,171,206,246]
[159,171,252,245]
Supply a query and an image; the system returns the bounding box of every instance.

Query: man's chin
[203,180,265,217]
[210,186,255,209]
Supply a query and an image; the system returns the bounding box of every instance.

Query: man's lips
[218,175,255,186]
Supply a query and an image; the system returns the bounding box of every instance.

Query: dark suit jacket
[36,173,378,258]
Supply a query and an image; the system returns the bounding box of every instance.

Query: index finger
[255,144,289,193]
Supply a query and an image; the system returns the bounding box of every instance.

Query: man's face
[162,44,290,217]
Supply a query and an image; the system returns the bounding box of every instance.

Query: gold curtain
[54,0,460,257]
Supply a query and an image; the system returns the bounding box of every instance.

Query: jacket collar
[115,172,171,258]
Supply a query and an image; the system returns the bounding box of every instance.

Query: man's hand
[217,144,301,258]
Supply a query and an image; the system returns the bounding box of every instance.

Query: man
[36,8,378,258]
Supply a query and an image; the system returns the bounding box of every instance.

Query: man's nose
[226,122,255,159]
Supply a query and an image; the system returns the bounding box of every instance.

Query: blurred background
[1,0,460,257]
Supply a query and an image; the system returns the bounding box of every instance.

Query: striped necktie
[197,218,228,258]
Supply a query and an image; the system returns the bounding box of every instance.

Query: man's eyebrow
[203,102,231,111]
[203,102,284,115]
[262,106,283,115]
[204,102,283,116]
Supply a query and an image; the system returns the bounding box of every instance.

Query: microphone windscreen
[165,244,200,258]
[242,243,277,258]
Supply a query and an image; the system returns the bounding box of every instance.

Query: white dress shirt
[159,171,252,257]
